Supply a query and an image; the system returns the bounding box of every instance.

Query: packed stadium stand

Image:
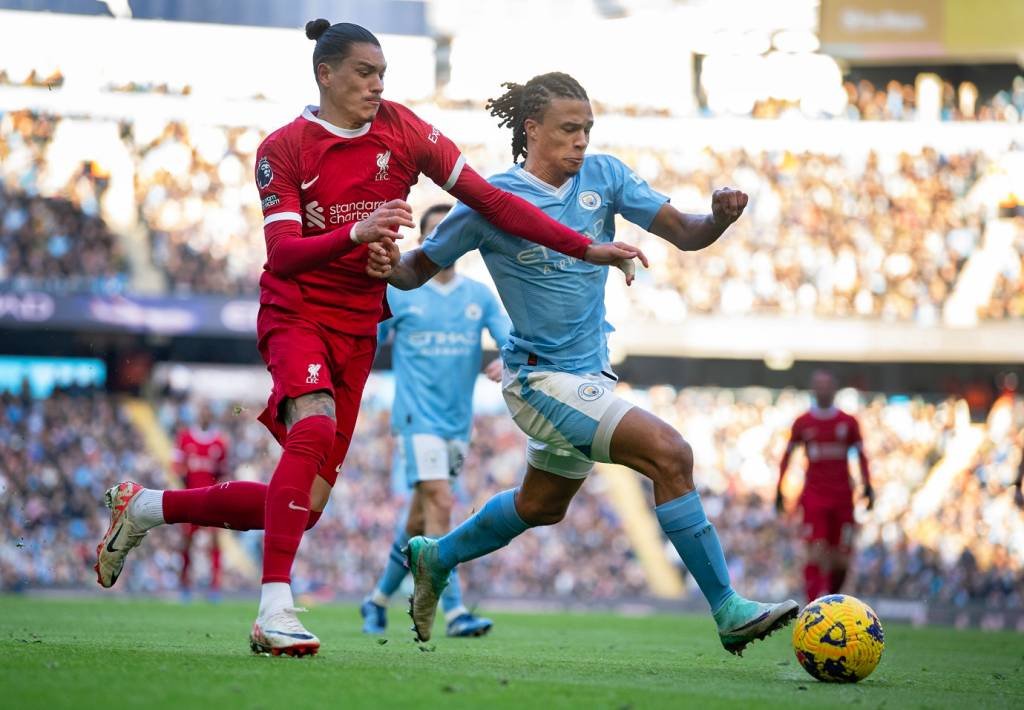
[3,385,1020,611]
[2,109,1022,327]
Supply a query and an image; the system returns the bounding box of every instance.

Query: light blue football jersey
[422,154,668,374]
[380,275,510,440]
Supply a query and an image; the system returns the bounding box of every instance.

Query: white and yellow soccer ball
[792,594,885,683]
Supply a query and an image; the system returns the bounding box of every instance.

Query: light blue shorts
[501,367,633,479]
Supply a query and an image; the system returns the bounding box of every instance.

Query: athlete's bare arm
[649,188,748,251]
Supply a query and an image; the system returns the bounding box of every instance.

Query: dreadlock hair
[486,72,589,163]
[305,19,380,83]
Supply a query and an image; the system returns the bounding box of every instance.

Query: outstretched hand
[584,242,649,286]
[353,199,414,244]
[711,188,748,229]
[365,238,400,279]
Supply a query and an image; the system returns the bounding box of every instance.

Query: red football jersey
[255,101,465,336]
[173,428,228,488]
[789,407,863,503]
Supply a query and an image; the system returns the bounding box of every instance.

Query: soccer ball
[792,594,884,683]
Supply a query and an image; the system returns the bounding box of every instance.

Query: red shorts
[256,307,376,487]
[800,497,855,550]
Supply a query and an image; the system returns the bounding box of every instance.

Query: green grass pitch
[1,597,1021,709]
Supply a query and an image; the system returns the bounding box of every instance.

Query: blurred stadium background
[0,0,1022,632]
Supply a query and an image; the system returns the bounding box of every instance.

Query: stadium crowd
[0,111,127,293]
[3,109,1022,326]
[2,385,1021,610]
[745,76,1024,122]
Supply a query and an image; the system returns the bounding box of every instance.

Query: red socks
[162,482,326,532]
[164,481,268,531]
[262,415,336,584]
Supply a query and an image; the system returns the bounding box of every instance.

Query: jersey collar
[809,404,839,419]
[301,106,372,139]
[426,274,463,296]
[512,165,575,201]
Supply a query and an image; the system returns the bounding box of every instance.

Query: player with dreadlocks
[367,72,799,653]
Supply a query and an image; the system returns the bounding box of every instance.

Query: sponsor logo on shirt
[305,200,387,227]
[306,363,322,384]
[577,383,604,401]
[261,194,280,211]
[578,191,602,210]
[464,303,482,320]
[516,245,579,274]
[375,150,391,181]
[427,126,440,144]
[256,157,273,189]
[305,201,326,229]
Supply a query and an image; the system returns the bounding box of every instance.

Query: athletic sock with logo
[656,490,735,614]
[261,415,335,587]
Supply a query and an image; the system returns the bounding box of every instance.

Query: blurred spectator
[3,385,1022,609]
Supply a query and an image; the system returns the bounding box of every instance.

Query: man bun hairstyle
[304,18,331,40]
[486,72,589,163]
[305,19,381,79]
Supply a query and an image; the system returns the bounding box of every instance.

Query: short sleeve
[608,155,669,230]
[421,203,485,268]
[398,105,466,192]
[255,133,302,227]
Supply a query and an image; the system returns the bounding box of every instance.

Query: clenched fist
[711,188,748,229]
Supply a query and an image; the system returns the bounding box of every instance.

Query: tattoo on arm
[283,391,336,430]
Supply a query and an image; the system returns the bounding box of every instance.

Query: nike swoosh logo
[288,501,310,512]
[265,630,315,640]
[300,175,319,190]
[106,524,123,553]
[728,610,771,633]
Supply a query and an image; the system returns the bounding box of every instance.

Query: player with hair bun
[94,21,645,658]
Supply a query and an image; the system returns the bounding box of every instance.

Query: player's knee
[285,412,336,464]
[649,427,694,490]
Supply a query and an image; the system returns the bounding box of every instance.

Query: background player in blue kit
[360,204,510,637]
[368,72,798,653]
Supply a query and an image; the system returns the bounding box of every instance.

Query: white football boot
[94,481,149,588]
[250,607,321,657]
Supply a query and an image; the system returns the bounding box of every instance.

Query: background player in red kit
[776,369,874,602]
[94,19,645,656]
[172,402,229,599]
